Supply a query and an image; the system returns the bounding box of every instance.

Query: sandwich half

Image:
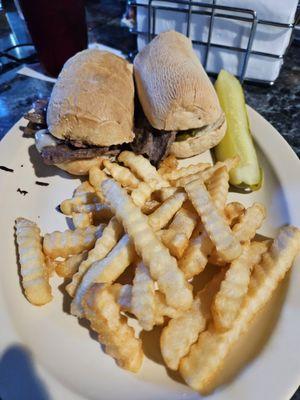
[133,30,226,158]
[34,49,135,175]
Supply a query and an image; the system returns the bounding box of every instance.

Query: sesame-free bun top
[133,31,223,131]
[47,49,135,147]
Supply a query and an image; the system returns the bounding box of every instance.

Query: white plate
[0,107,299,400]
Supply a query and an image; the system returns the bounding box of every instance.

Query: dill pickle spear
[214,70,262,191]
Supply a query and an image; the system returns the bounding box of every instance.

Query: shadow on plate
[208,272,290,394]
[140,326,185,384]
[0,344,50,400]
[58,280,99,343]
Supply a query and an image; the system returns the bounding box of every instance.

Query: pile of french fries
[15,151,300,393]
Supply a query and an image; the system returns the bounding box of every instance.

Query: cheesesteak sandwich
[133,30,226,158]
[33,49,135,175]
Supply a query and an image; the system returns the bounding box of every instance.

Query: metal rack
[127,0,299,85]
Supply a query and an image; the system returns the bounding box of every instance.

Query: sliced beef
[41,144,120,165]
[131,105,176,166]
[22,98,48,136]
[131,127,176,166]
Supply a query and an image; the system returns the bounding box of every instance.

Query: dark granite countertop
[0,1,299,398]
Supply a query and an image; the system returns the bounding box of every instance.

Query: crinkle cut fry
[233,203,266,242]
[224,202,245,226]
[88,166,109,202]
[83,283,143,372]
[72,212,92,229]
[131,262,155,331]
[147,191,187,231]
[184,178,241,262]
[211,241,269,331]
[43,224,105,259]
[160,297,206,370]
[71,233,136,317]
[161,202,198,259]
[55,251,88,278]
[66,217,123,297]
[118,150,168,188]
[103,159,140,189]
[60,192,99,215]
[157,154,178,176]
[102,179,193,310]
[206,166,229,213]
[131,181,154,207]
[172,158,238,188]
[74,181,95,196]
[15,218,52,306]
[178,230,213,280]
[179,226,300,393]
[162,163,211,181]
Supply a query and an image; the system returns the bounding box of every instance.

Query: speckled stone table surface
[0,0,299,398]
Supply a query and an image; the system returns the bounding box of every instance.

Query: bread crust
[170,118,227,158]
[47,49,135,147]
[134,31,222,131]
[55,157,105,176]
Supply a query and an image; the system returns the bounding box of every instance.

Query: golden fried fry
[180,226,300,393]
[173,158,238,188]
[117,284,132,312]
[71,234,136,316]
[118,151,168,188]
[212,241,268,331]
[233,203,266,242]
[60,193,99,215]
[103,159,140,189]
[132,262,155,331]
[74,181,95,196]
[89,166,109,201]
[185,179,241,262]
[206,166,229,213]
[131,181,153,207]
[43,225,105,259]
[45,256,57,277]
[178,230,213,280]
[198,270,227,320]
[163,163,210,181]
[72,212,92,229]
[141,199,161,215]
[157,155,178,176]
[117,285,181,324]
[71,203,114,224]
[147,191,187,231]
[153,291,182,323]
[224,202,245,226]
[55,251,88,278]
[102,179,193,310]
[160,298,206,370]
[66,217,123,297]
[83,283,143,372]
[161,202,198,258]
[153,186,180,202]
[15,218,52,306]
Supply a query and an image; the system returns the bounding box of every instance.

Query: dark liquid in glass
[19,0,88,77]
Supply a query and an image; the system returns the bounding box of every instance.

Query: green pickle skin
[214,70,262,191]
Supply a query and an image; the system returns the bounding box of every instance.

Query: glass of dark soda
[19,0,88,77]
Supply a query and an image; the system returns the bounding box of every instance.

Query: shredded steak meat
[23,99,175,166]
[130,128,176,166]
[22,98,48,136]
[41,144,120,165]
